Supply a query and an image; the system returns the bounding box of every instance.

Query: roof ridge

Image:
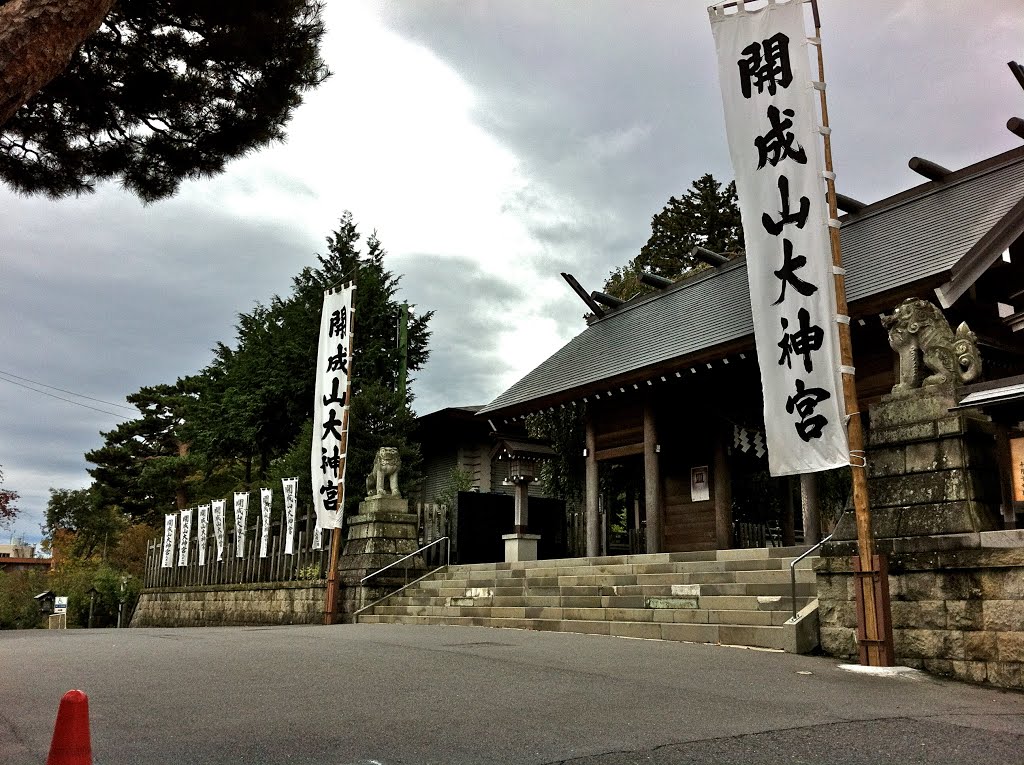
[841,144,1024,226]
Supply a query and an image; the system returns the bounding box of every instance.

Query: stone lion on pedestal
[366,446,402,498]
[881,298,981,393]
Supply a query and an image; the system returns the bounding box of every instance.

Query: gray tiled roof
[481,148,1024,416]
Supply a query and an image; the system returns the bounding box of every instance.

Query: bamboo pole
[325,280,356,624]
[810,0,892,666]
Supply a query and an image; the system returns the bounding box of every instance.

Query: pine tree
[601,174,744,302]
[0,0,328,201]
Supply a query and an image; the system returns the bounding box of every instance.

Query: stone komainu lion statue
[880,298,981,393]
[366,446,402,498]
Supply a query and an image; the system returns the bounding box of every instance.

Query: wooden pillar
[800,473,821,544]
[780,476,796,547]
[585,415,600,558]
[713,426,732,549]
[643,401,662,554]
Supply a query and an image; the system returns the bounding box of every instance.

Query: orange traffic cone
[46,690,92,765]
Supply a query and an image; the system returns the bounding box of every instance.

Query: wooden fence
[145,502,451,589]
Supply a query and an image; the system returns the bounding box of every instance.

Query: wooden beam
[909,156,952,182]
[561,272,605,318]
[594,443,644,461]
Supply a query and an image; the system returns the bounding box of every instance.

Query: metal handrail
[352,536,450,623]
[789,508,849,620]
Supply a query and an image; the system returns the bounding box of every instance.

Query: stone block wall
[817,531,1024,690]
[132,581,327,627]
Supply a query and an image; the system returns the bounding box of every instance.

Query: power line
[0,374,129,419]
[0,368,136,412]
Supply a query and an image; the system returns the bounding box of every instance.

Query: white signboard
[177,508,193,567]
[710,0,847,476]
[54,596,68,615]
[211,499,226,562]
[282,477,298,556]
[691,466,711,502]
[311,522,322,551]
[311,285,355,531]
[197,504,210,566]
[233,492,249,558]
[259,488,273,559]
[161,513,176,568]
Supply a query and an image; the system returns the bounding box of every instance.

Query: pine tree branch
[0,0,117,126]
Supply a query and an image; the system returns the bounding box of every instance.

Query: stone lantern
[491,437,555,562]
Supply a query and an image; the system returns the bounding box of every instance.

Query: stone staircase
[356,546,820,652]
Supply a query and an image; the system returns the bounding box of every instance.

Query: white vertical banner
[211,499,226,562]
[259,488,272,558]
[311,284,355,531]
[282,477,298,555]
[311,521,323,551]
[197,503,210,566]
[233,492,249,558]
[710,0,847,476]
[161,513,176,568]
[177,508,193,567]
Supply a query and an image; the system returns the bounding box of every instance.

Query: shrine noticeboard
[1010,437,1024,502]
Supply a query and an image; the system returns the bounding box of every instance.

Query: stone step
[369,603,799,627]
[435,556,817,581]
[437,546,813,575]
[385,591,813,612]
[422,568,816,593]
[355,614,789,650]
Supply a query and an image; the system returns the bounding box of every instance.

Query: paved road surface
[4,623,1023,764]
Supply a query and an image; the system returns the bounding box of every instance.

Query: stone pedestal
[502,532,540,562]
[834,385,1001,541]
[335,495,426,620]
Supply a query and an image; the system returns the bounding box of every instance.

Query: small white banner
[710,0,847,476]
[282,477,297,555]
[259,488,272,558]
[211,499,226,562]
[177,508,193,567]
[233,492,249,558]
[311,285,355,531]
[311,521,323,551]
[161,513,176,568]
[197,504,210,566]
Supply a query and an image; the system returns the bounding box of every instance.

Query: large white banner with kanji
[311,285,354,530]
[710,0,847,476]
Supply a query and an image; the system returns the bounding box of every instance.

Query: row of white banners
[161,477,313,568]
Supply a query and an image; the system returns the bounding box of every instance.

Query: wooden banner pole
[810,0,892,666]
[324,280,357,625]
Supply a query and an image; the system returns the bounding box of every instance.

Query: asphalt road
[4,624,1023,764]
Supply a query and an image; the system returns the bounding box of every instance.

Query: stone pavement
[4,623,1023,764]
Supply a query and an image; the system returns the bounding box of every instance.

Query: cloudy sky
[1,0,1021,547]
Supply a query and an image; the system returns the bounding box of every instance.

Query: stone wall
[132,581,327,627]
[817,530,1024,690]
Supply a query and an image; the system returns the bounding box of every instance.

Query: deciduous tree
[0,466,18,529]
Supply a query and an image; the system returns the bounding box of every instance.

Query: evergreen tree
[86,381,198,526]
[0,0,328,201]
[0,466,18,529]
[602,174,743,302]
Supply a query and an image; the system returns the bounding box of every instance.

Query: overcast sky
[1,0,1021,547]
